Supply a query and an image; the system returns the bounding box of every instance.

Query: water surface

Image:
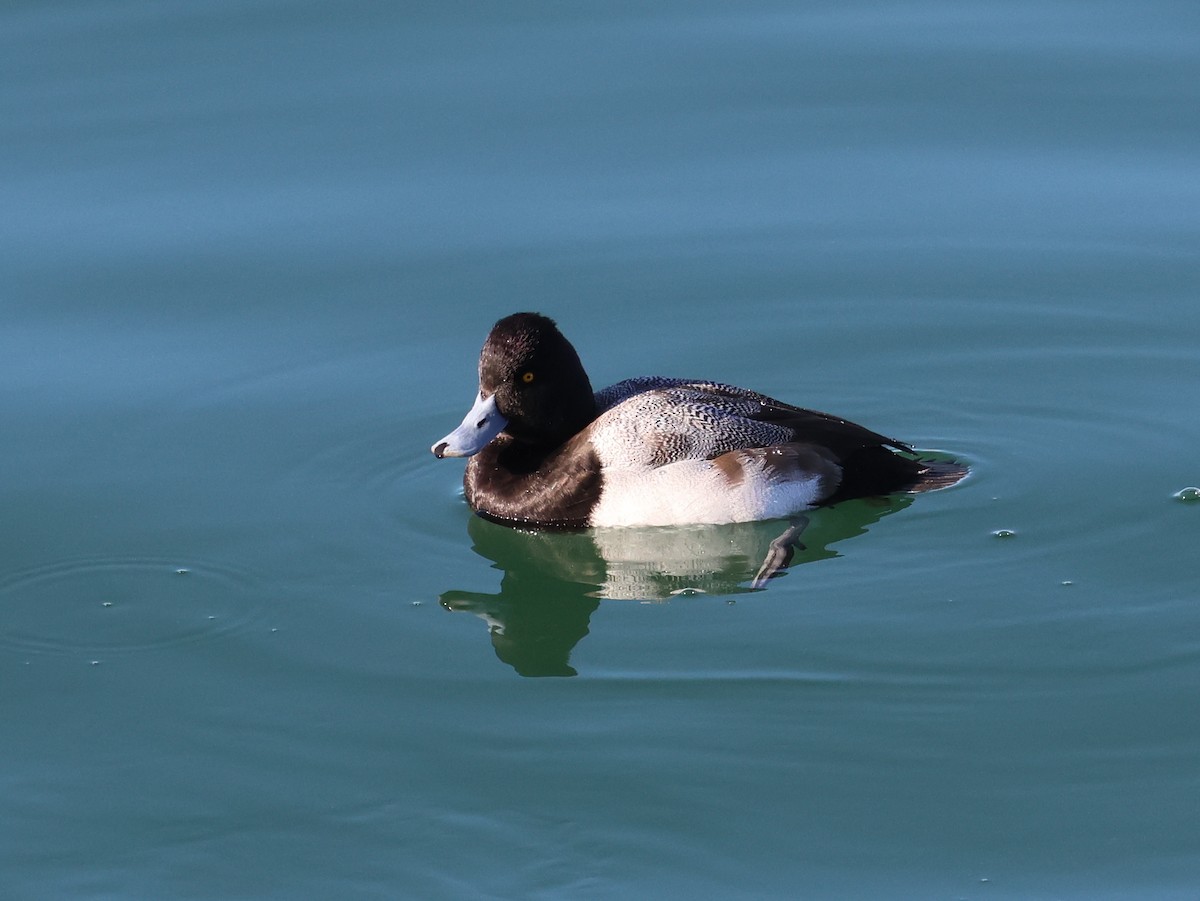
[3,2,1199,898]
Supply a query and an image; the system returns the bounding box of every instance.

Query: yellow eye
[521,371,535,384]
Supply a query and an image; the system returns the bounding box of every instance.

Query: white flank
[589,457,822,528]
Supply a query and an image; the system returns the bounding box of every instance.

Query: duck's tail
[907,457,969,493]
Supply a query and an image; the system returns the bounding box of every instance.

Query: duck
[431,312,966,531]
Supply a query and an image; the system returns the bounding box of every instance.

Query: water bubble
[102,601,113,608]
[175,568,191,575]
[1174,487,1200,502]
[1061,580,1074,586]
[411,601,423,607]
[992,529,1017,539]
[669,587,706,596]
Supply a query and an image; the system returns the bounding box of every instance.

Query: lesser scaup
[431,312,966,530]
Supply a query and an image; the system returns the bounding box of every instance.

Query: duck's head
[432,313,596,458]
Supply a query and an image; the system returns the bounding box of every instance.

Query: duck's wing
[591,379,908,466]
[591,379,960,502]
[588,381,790,469]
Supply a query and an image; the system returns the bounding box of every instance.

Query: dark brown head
[432,313,596,457]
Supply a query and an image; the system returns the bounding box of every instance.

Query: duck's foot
[750,515,809,589]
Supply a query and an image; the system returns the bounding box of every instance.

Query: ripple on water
[0,556,268,658]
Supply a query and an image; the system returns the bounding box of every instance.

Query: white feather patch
[590,456,823,527]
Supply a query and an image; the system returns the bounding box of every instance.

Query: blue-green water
[4,2,1199,898]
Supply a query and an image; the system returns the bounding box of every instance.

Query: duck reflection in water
[439,495,913,677]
